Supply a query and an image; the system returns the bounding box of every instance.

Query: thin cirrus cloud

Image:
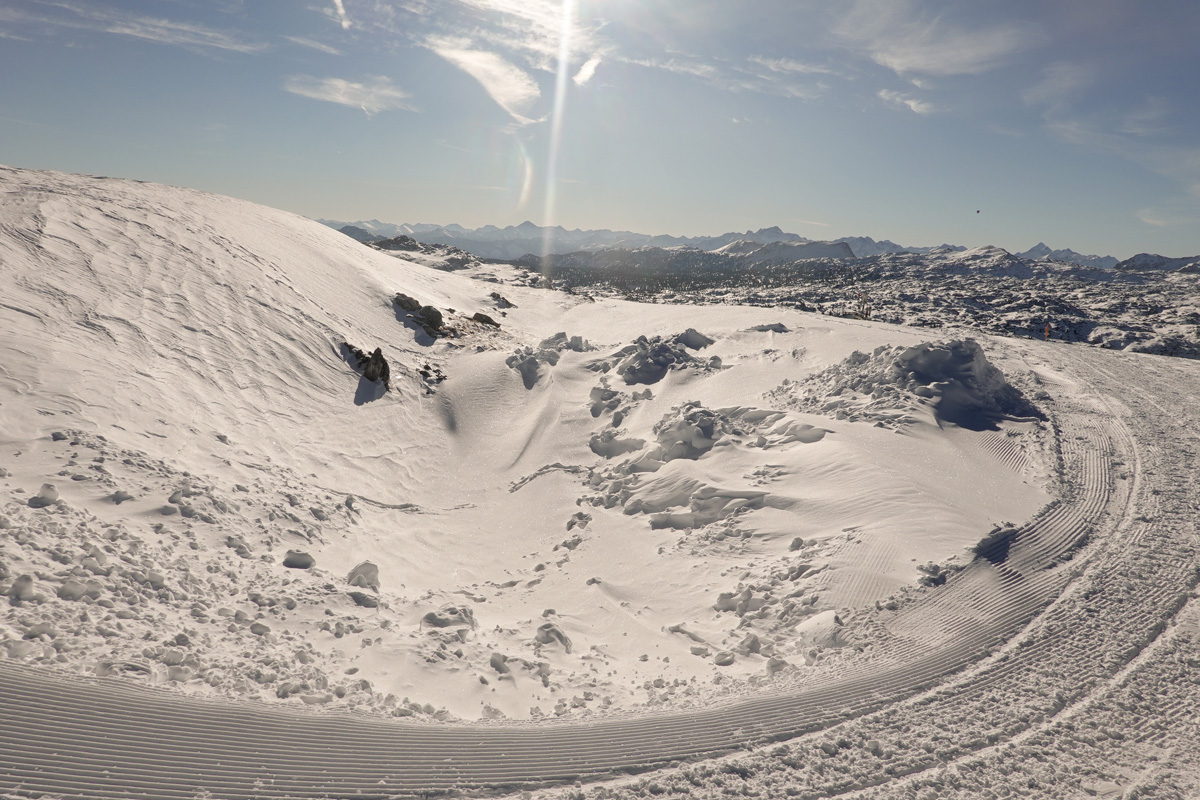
[747,56,838,77]
[0,1,266,54]
[425,36,543,125]
[283,35,344,56]
[284,75,416,116]
[1022,61,1096,108]
[623,54,829,101]
[835,0,1043,77]
[878,89,936,114]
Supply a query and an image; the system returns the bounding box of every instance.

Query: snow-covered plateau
[502,243,1200,361]
[2,165,1200,799]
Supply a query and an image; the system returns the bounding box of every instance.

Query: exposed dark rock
[348,591,379,608]
[471,312,500,327]
[534,622,572,653]
[393,293,421,313]
[374,235,420,251]
[339,225,383,243]
[392,294,448,338]
[226,536,252,558]
[674,328,715,349]
[421,604,476,629]
[27,483,59,509]
[343,343,391,390]
[347,561,380,590]
[364,348,390,385]
[283,550,315,569]
[418,363,447,386]
[417,305,443,330]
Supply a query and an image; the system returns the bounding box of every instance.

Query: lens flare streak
[541,0,575,267]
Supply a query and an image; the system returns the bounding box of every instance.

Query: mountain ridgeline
[321,218,1137,270]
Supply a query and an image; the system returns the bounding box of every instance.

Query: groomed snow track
[2,344,1194,800]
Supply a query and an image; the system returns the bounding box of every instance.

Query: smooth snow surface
[2,166,1199,799]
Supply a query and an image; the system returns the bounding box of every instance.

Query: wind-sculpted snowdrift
[771,338,1043,430]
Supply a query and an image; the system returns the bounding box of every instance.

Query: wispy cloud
[1135,196,1200,233]
[2,1,266,54]
[573,56,600,86]
[330,0,351,30]
[878,89,936,114]
[836,0,1043,77]
[1022,61,1095,108]
[1030,87,1200,233]
[1135,208,1170,228]
[1024,60,1198,204]
[284,74,416,116]
[0,30,30,41]
[452,0,594,71]
[626,55,718,81]
[748,56,838,77]
[626,54,831,101]
[1119,96,1172,137]
[283,35,343,56]
[426,36,542,124]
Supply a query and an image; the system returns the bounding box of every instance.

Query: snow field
[2,166,1198,797]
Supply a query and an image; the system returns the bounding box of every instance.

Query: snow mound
[506,331,595,388]
[597,332,723,385]
[773,339,1041,430]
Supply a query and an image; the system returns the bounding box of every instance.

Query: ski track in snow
[2,167,1200,798]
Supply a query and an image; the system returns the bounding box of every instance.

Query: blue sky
[2,0,1198,258]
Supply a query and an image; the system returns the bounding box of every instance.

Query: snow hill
[5,166,1200,800]
[2,164,1054,723]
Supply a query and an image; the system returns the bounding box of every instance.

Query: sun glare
[541,0,576,265]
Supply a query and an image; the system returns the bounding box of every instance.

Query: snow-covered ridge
[1018,242,1118,269]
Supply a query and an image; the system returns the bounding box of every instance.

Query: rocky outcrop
[339,225,384,244]
[347,561,380,590]
[394,293,421,313]
[393,294,446,338]
[343,343,391,390]
[374,235,420,251]
[282,551,315,569]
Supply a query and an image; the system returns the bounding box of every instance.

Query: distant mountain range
[318,218,965,261]
[1017,243,1118,270]
[319,218,1185,272]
